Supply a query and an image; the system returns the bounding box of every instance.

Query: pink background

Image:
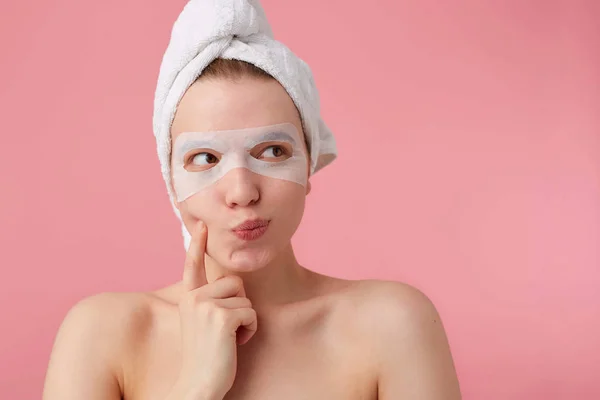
[1,1,598,399]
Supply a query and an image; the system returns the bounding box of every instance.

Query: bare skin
[42,75,462,399]
[126,272,379,400]
[43,272,460,399]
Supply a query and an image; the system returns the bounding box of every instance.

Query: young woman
[43,2,461,400]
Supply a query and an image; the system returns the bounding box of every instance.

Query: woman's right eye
[190,152,219,166]
[184,151,219,171]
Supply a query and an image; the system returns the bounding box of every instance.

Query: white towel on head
[152,0,337,251]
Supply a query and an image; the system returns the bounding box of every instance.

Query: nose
[222,167,260,208]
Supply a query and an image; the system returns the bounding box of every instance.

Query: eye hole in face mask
[253,142,292,162]
[185,149,221,171]
[184,142,293,172]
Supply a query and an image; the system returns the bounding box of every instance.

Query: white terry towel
[152,0,337,251]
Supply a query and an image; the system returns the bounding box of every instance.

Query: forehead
[170,77,303,142]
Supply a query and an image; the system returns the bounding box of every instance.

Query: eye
[192,152,218,165]
[258,145,289,161]
[185,151,220,170]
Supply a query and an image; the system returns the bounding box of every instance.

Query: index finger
[182,220,208,292]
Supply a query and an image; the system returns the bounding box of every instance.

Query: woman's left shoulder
[348,279,445,333]
[325,279,461,397]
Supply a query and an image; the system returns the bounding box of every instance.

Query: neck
[202,242,316,311]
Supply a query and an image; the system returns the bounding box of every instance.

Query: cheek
[177,186,220,221]
[265,180,307,214]
[281,185,306,205]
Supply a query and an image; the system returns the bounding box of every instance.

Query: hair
[199,58,273,81]
[196,58,311,157]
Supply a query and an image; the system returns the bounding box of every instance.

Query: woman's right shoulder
[64,287,178,339]
[43,290,171,399]
[52,291,160,361]
[67,291,153,325]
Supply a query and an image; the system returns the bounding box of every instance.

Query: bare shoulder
[327,278,438,321]
[65,289,172,355]
[344,279,462,399]
[348,278,451,348]
[352,279,442,322]
[43,290,162,399]
[72,289,155,318]
[320,277,444,345]
[54,290,158,357]
[64,290,158,341]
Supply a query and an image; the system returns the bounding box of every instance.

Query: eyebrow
[175,139,216,155]
[175,130,299,154]
[246,131,298,146]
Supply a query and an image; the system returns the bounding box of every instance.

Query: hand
[167,220,258,400]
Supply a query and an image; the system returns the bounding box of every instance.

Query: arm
[373,283,462,399]
[42,293,124,400]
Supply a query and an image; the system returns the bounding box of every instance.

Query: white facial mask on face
[171,123,308,202]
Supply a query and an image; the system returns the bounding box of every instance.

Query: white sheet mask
[171,123,308,202]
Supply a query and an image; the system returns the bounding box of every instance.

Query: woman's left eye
[259,145,287,159]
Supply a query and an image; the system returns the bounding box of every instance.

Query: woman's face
[170,76,311,271]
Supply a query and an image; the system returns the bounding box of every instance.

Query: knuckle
[214,307,230,325]
[197,300,217,314]
[179,291,208,310]
[228,275,244,290]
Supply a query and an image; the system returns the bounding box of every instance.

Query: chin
[223,245,275,271]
